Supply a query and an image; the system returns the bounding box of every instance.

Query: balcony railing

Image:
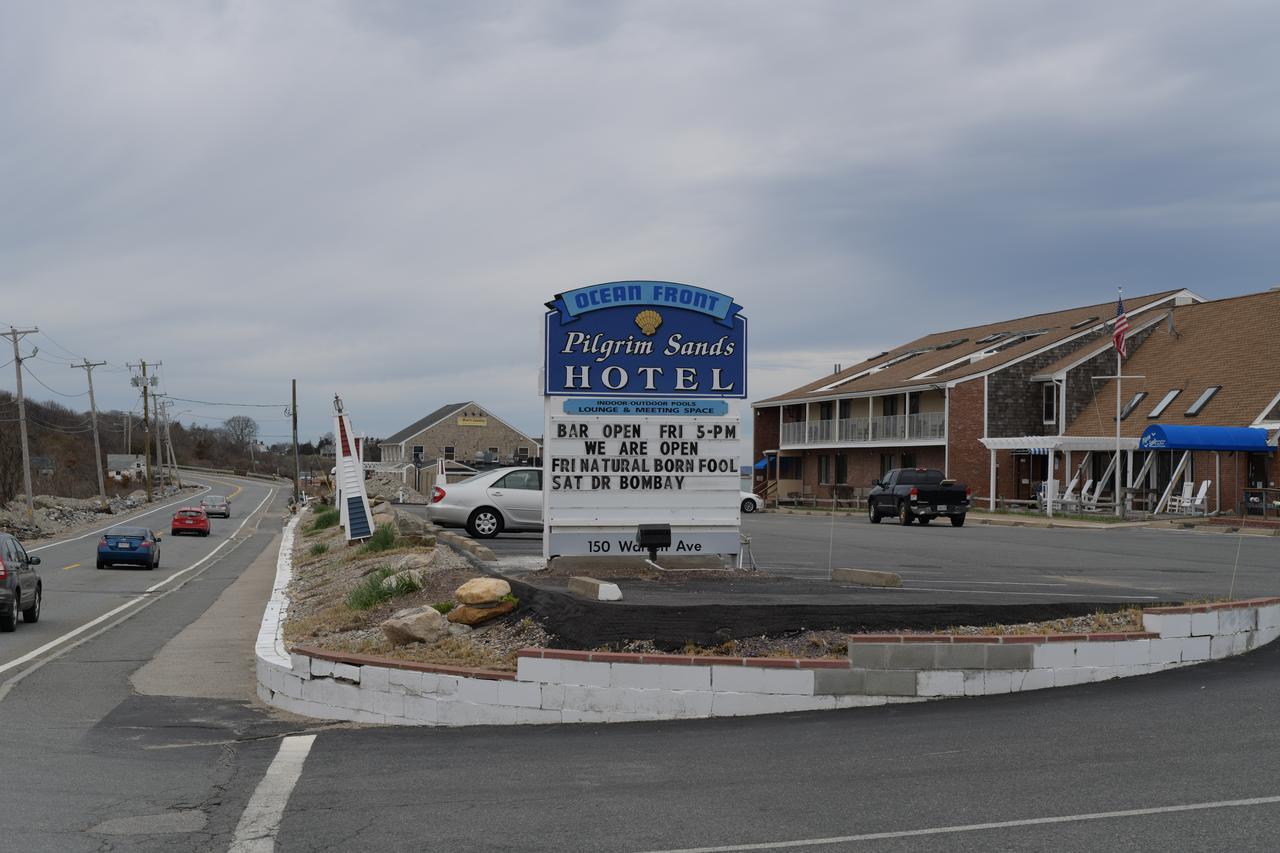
[780,412,946,447]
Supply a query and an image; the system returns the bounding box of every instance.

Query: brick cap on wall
[1144,597,1280,615]
[517,648,852,669]
[846,632,1160,644]
[292,644,516,681]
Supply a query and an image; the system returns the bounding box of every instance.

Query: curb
[254,516,1280,724]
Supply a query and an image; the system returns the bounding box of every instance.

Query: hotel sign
[542,281,747,560]
[545,281,747,398]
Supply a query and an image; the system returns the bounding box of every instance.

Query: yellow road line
[61,563,80,571]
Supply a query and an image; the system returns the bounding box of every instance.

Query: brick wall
[946,379,986,493]
[753,406,780,458]
[798,446,945,499]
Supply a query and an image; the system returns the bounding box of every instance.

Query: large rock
[454,577,510,605]
[388,551,436,572]
[381,605,449,646]
[392,508,427,536]
[446,599,516,626]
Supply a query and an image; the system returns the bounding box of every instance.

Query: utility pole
[129,361,159,502]
[291,379,301,504]
[71,358,108,499]
[164,405,182,488]
[3,326,38,521]
[154,396,164,488]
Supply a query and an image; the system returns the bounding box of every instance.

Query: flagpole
[1116,287,1123,518]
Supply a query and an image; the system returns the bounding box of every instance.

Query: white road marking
[900,585,1159,601]
[635,794,1280,852]
[901,579,1069,587]
[0,487,275,680]
[229,735,317,853]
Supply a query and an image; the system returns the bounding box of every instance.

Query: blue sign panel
[545,281,747,398]
[562,398,729,416]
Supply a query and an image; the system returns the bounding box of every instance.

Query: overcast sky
[3,0,1279,446]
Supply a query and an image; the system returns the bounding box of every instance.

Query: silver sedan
[428,467,543,538]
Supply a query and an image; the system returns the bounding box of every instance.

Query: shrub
[309,542,329,557]
[310,507,340,532]
[345,565,422,611]
[358,523,397,554]
[499,593,519,607]
[432,602,455,615]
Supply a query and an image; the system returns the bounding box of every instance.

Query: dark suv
[0,532,42,631]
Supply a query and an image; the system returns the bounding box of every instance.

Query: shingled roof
[380,402,470,446]
[1065,289,1280,438]
[756,290,1188,404]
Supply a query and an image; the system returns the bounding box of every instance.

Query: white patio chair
[1184,480,1211,515]
[1168,481,1194,513]
[1078,480,1097,512]
[1054,476,1080,511]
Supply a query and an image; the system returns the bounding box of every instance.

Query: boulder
[400,533,437,548]
[381,605,449,646]
[372,512,396,529]
[447,623,473,637]
[388,552,436,572]
[446,599,516,626]
[454,577,511,605]
[392,509,427,536]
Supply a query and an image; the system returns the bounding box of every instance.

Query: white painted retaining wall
[255,520,1280,726]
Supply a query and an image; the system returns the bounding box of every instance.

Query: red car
[171,507,211,537]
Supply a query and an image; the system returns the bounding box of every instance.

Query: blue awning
[754,457,769,469]
[1139,424,1274,453]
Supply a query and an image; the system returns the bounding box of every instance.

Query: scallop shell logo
[635,309,663,336]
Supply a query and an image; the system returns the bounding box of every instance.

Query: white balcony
[780,411,945,448]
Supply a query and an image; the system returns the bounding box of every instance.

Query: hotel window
[1148,390,1182,419]
[412,445,424,462]
[1042,384,1056,424]
[836,453,848,484]
[880,453,896,477]
[838,399,853,419]
[779,457,801,479]
[819,401,833,420]
[517,446,529,458]
[1119,392,1148,420]
[443,446,455,460]
[1184,386,1221,417]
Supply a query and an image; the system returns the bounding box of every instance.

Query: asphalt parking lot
[401,505,1280,604]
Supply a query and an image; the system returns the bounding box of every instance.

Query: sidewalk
[131,529,284,700]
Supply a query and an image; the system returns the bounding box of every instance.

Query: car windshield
[108,527,150,538]
[178,510,203,517]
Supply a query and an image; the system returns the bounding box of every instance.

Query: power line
[162,395,288,408]
[36,329,86,361]
[21,362,89,397]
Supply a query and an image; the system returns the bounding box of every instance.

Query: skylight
[1119,391,1147,420]
[974,332,1007,345]
[1184,386,1221,417]
[1070,316,1100,330]
[1148,389,1182,419]
[935,338,968,350]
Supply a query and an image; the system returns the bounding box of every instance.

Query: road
[403,505,1280,603]
[2,486,1277,850]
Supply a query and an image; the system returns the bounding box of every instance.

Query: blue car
[97,526,161,570]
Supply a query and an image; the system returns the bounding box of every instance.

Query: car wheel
[899,502,914,525]
[22,586,40,624]
[96,560,106,570]
[171,530,179,536]
[741,498,757,514]
[868,503,881,524]
[466,507,503,539]
[951,514,966,528]
[1,592,18,632]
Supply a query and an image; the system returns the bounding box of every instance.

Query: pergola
[979,435,1139,514]
[980,426,1275,515]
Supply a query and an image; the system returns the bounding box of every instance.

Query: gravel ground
[284,508,558,669]
[1,485,199,543]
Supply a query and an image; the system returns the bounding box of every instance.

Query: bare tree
[222,415,259,448]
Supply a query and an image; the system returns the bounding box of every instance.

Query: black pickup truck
[868,468,970,527]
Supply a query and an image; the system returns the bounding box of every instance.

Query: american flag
[1112,292,1130,358]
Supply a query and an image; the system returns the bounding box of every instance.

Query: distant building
[106,454,145,481]
[379,402,540,469]
[31,456,55,476]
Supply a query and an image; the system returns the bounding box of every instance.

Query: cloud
[2,0,1279,445]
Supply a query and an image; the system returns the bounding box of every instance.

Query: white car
[740,491,763,513]
[428,467,543,538]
